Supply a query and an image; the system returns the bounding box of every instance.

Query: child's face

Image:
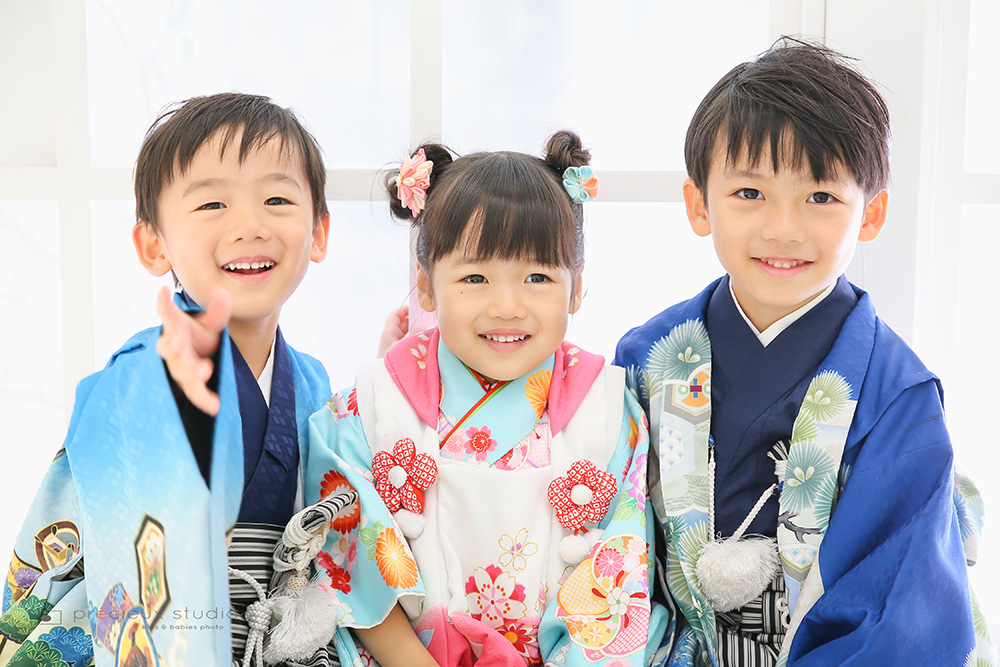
[134,130,329,333]
[417,238,583,382]
[684,145,887,330]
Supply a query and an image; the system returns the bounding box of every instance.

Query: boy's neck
[229,318,279,379]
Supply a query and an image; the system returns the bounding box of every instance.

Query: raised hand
[156,286,231,415]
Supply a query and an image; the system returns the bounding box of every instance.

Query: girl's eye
[462,274,486,284]
[807,192,835,204]
[265,197,290,206]
[198,202,225,211]
[526,273,550,284]
[736,188,763,200]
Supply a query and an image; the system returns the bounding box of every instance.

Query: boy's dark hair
[135,92,328,229]
[386,130,589,271]
[685,38,891,197]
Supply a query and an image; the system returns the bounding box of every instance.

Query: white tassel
[696,536,780,611]
[559,534,591,565]
[393,509,426,539]
[264,580,341,664]
[695,444,781,612]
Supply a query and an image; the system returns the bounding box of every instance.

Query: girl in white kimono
[267,132,669,666]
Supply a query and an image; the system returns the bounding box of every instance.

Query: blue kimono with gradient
[0,324,329,667]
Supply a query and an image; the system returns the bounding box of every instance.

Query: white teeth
[763,259,802,269]
[225,261,274,271]
[484,334,527,343]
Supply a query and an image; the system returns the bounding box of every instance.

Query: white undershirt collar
[255,334,278,407]
[730,281,837,347]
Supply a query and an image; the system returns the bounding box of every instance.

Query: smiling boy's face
[684,143,888,331]
[135,129,328,336]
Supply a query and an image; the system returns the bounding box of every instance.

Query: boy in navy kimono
[1,93,333,666]
[615,42,990,665]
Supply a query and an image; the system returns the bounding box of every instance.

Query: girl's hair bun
[386,142,456,223]
[544,130,591,175]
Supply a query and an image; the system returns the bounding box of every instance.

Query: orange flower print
[524,369,552,420]
[375,528,418,589]
[627,415,639,450]
[320,470,361,533]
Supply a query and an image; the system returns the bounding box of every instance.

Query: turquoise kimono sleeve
[0,448,94,666]
[304,394,426,636]
[538,387,671,666]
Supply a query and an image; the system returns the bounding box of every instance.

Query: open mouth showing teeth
[223,261,275,274]
[481,333,528,343]
[761,259,805,269]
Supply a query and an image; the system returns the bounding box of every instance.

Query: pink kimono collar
[384,328,605,436]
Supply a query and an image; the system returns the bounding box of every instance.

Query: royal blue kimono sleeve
[788,380,975,665]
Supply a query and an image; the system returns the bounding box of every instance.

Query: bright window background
[964,0,999,174]
[952,206,1000,622]
[441,1,768,170]
[85,0,410,169]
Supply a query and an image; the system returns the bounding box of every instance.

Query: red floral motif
[371,438,438,513]
[547,460,618,531]
[316,551,352,593]
[347,388,359,416]
[320,470,361,533]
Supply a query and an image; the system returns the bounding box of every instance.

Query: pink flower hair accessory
[372,437,438,514]
[547,459,618,533]
[395,148,434,217]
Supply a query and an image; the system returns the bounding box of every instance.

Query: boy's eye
[526,273,551,284]
[461,274,486,284]
[265,196,291,206]
[736,188,763,200]
[198,202,225,211]
[807,192,835,204]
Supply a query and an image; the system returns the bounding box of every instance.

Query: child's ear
[858,189,889,242]
[311,213,330,262]
[683,178,712,237]
[133,221,173,276]
[569,266,584,314]
[415,264,436,313]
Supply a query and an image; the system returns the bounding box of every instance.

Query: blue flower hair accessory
[562,166,599,204]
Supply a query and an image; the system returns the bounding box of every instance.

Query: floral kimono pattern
[305,329,668,666]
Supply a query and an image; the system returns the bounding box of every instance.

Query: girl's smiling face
[417,229,583,382]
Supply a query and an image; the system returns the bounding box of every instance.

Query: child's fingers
[155,335,221,416]
[377,304,410,358]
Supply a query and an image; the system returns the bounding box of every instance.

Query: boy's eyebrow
[181,172,303,198]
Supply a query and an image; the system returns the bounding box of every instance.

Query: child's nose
[227,206,271,242]
[486,284,526,319]
[761,205,806,243]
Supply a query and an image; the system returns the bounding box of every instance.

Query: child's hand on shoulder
[156,286,231,416]
[377,304,409,358]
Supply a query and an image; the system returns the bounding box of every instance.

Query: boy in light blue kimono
[615,41,993,666]
[1,93,333,666]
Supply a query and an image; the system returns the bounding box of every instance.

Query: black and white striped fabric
[227,491,358,667]
[715,572,788,667]
[228,522,285,662]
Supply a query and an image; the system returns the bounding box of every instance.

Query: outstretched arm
[155,286,231,415]
[354,604,439,667]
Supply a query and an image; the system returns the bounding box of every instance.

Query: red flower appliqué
[372,438,438,514]
[316,551,352,593]
[547,459,618,532]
